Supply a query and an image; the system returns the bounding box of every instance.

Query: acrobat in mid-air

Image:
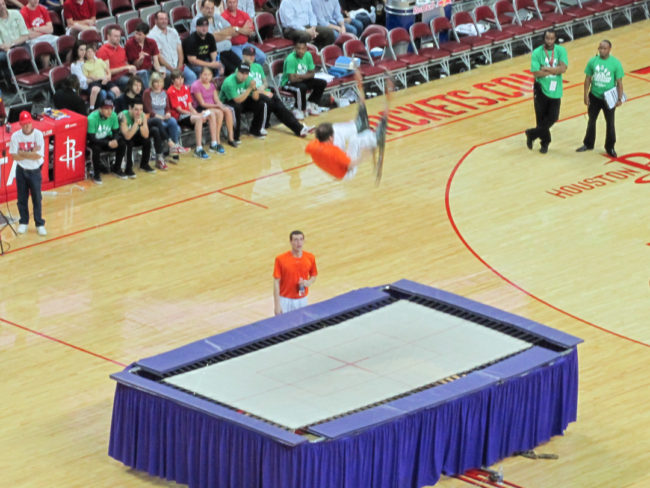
[305,71,391,185]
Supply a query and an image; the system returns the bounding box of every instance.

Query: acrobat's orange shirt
[305,139,351,180]
[273,251,318,299]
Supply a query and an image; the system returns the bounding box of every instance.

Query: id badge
[549,80,557,92]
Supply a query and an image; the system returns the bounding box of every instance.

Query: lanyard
[544,47,555,67]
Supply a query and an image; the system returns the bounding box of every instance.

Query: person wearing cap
[219,63,266,141]
[9,111,47,236]
[190,0,241,76]
[281,36,328,120]
[221,0,266,65]
[242,46,313,138]
[183,16,224,80]
[87,98,126,184]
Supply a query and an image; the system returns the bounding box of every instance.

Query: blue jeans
[16,165,44,226]
[161,117,180,144]
[346,19,363,37]
[230,43,266,65]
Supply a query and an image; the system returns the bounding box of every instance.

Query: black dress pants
[583,91,616,152]
[528,82,561,148]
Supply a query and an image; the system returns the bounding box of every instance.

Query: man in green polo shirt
[525,29,568,154]
[575,40,624,158]
[241,46,313,138]
[219,63,267,140]
[86,98,125,184]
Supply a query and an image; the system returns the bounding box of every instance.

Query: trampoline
[109,280,582,488]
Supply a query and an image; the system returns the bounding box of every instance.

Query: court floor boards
[0,21,648,488]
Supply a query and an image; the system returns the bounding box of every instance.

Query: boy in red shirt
[166,69,219,159]
[305,73,390,181]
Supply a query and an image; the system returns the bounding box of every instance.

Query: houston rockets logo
[58,137,83,171]
[606,152,650,183]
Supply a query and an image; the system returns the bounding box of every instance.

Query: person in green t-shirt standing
[219,63,267,140]
[525,29,568,154]
[86,98,125,184]
[575,40,624,158]
[281,37,327,121]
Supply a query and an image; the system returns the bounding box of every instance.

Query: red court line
[218,190,268,209]
[0,317,127,367]
[2,164,313,255]
[627,72,650,83]
[445,104,650,348]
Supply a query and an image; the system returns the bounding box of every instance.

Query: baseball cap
[19,111,33,125]
[242,46,255,56]
[100,98,114,108]
[238,63,250,73]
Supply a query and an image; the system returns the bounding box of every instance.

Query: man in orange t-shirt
[273,230,318,315]
[305,72,390,180]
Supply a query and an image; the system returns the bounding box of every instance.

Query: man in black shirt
[182,16,224,79]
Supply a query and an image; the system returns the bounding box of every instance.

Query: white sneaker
[37,226,47,236]
[17,223,28,234]
[306,103,320,116]
[292,109,305,120]
[300,124,314,137]
[260,128,268,136]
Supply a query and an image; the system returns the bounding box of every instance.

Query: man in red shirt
[221,0,266,64]
[20,0,57,68]
[125,22,163,83]
[97,25,143,88]
[62,0,96,33]
[273,230,318,315]
[305,73,390,181]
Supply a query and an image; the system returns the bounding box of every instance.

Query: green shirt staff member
[219,63,268,140]
[525,29,568,154]
[576,39,624,158]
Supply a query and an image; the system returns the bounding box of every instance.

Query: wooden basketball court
[1,20,648,488]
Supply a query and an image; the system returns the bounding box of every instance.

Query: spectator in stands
[183,16,224,80]
[278,0,334,50]
[83,43,120,108]
[281,37,327,120]
[190,0,241,75]
[125,23,163,86]
[53,75,87,115]
[340,0,379,32]
[98,26,145,89]
[86,98,125,184]
[167,68,220,160]
[311,0,354,38]
[219,63,266,141]
[0,0,29,80]
[221,0,266,65]
[148,11,197,86]
[43,0,63,11]
[62,0,96,33]
[118,97,156,177]
[115,75,144,114]
[143,71,190,165]
[241,46,313,138]
[190,66,235,153]
[71,41,100,110]
[21,0,58,68]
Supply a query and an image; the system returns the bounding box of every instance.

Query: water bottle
[298,281,305,297]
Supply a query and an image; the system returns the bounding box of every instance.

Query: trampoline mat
[164,300,531,429]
